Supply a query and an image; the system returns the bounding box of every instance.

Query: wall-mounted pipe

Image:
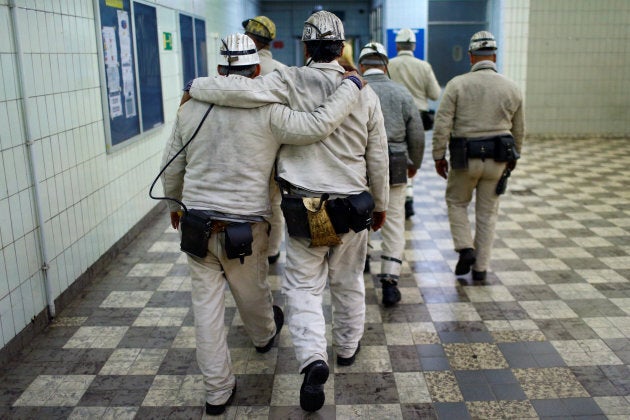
[8,0,55,318]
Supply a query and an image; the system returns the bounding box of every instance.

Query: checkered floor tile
[1,136,630,419]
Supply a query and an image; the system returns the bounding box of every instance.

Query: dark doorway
[428,0,487,85]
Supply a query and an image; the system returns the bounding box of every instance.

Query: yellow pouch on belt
[303,197,342,247]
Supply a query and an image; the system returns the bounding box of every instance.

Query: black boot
[300,360,329,412]
[455,248,476,276]
[380,277,401,307]
[472,270,487,281]
[404,198,415,219]
[255,305,284,353]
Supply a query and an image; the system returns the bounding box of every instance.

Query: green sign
[163,32,172,50]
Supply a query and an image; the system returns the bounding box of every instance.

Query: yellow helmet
[242,16,276,42]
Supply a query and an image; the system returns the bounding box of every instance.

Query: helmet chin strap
[221,38,232,76]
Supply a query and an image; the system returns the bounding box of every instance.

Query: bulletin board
[99,0,140,145]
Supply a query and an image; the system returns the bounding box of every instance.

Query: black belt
[467,138,496,160]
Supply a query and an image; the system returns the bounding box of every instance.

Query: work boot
[205,383,236,415]
[455,248,476,276]
[337,342,361,366]
[380,277,401,307]
[255,305,284,353]
[267,252,280,264]
[404,198,415,219]
[300,360,329,412]
[472,270,487,281]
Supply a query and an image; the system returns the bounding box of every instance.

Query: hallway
[1,136,629,419]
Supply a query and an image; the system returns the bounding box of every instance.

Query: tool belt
[449,134,519,169]
[279,184,375,247]
[180,209,253,263]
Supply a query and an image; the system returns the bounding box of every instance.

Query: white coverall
[432,60,525,272]
[389,50,441,203]
[362,69,425,281]
[189,61,390,371]
[160,81,360,405]
[258,48,288,259]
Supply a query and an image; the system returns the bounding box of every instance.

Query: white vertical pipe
[8,0,56,317]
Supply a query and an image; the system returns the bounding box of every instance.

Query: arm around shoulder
[270,79,361,145]
[189,71,290,108]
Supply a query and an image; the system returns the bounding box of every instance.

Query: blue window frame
[180,14,208,87]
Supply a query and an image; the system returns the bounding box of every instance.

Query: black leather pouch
[180,210,212,258]
[449,137,468,169]
[347,191,375,232]
[326,197,350,234]
[494,135,519,162]
[280,195,311,238]
[389,150,408,185]
[224,223,253,263]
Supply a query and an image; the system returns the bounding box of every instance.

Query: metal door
[428,0,487,85]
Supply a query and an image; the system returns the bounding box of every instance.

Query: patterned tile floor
[1,136,630,419]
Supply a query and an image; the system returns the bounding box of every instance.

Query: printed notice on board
[108,93,123,118]
[117,11,132,66]
[106,66,120,93]
[124,92,137,118]
[101,26,118,67]
[117,10,136,119]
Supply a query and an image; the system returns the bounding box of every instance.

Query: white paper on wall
[117,10,132,66]
[124,92,137,118]
[106,66,120,93]
[101,26,118,67]
[108,92,123,118]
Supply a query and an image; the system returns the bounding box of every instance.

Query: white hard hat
[302,10,345,41]
[219,33,260,66]
[358,42,388,64]
[395,28,416,43]
[468,31,497,55]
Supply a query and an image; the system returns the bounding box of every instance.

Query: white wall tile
[10,287,25,332]
[0,198,11,247]
[1,54,18,100]
[36,96,49,139]
[2,149,18,197]
[0,101,8,151]
[13,145,28,192]
[8,101,24,146]
[19,188,35,234]
[3,243,18,292]
[30,272,44,314]
[8,193,23,239]
[20,278,34,322]
[0,247,8,299]
[0,6,13,54]
[0,293,15,346]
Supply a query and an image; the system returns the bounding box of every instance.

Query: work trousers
[282,228,368,372]
[379,184,407,278]
[266,177,285,257]
[446,158,506,271]
[187,221,275,405]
